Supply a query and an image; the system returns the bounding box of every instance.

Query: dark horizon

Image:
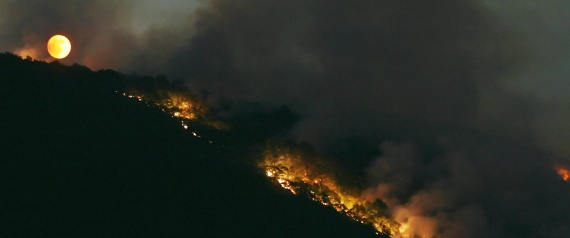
[1,1,569,237]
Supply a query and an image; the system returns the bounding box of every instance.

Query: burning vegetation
[115,89,223,143]
[109,74,568,238]
[556,167,569,182]
[112,74,230,131]
[117,90,203,120]
[115,86,570,238]
[259,148,401,237]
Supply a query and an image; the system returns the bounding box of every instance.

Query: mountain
[0,53,381,238]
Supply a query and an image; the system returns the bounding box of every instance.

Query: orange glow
[259,150,401,236]
[47,35,71,59]
[116,89,225,143]
[14,47,42,60]
[556,167,569,182]
[117,91,203,127]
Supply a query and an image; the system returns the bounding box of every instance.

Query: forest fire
[116,90,207,140]
[556,167,569,182]
[259,150,401,236]
[164,94,201,120]
[116,89,205,120]
[117,91,203,120]
[116,88,419,237]
[117,89,424,237]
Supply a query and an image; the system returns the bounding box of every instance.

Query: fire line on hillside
[259,150,403,237]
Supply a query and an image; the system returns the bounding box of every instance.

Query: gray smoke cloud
[169,0,518,140]
[363,139,569,238]
[1,0,568,237]
[0,0,200,70]
[482,0,570,160]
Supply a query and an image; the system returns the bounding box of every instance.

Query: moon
[47,35,71,59]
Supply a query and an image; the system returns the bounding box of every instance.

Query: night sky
[1,1,569,237]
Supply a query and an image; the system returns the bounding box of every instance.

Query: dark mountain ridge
[0,53,381,238]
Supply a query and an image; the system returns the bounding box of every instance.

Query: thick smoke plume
[161,3,570,236]
[363,140,570,237]
[1,0,568,237]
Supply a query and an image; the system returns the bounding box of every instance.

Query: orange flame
[116,89,227,143]
[117,91,203,127]
[259,150,401,236]
[164,93,201,120]
[556,167,569,182]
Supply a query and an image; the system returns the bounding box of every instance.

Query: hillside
[0,53,382,238]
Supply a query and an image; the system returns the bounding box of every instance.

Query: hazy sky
[1,1,569,237]
[130,0,202,35]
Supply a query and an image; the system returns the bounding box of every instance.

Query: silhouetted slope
[0,53,380,238]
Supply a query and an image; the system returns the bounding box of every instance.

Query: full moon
[47,35,71,59]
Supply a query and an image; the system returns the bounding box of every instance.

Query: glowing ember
[119,90,203,120]
[164,94,200,120]
[116,90,221,145]
[259,151,400,236]
[116,89,411,236]
[556,167,569,182]
[116,91,203,126]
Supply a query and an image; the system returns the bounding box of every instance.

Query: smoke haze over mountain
[1,0,568,237]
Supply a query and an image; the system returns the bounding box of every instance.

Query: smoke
[0,0,200,70]
[170,1,570,236]
[482,0,570,160]
[363,140,570,238]
[177,1,570,236]
[162,0,532,147]
[1,0,569,237]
